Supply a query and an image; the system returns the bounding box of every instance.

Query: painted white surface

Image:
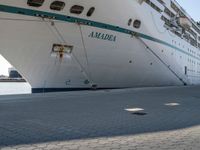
[0,82,31,95]
[125,108,144,112]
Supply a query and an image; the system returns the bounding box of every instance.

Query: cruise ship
[0,0,200,93]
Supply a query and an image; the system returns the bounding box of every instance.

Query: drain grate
[132,112,147,116]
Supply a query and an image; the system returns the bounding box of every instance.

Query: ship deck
[1,86,200,149]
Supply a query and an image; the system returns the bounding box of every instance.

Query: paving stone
[0,148,17,150]
[1,86,200,149]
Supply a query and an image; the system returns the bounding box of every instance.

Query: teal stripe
[0,4,199,61]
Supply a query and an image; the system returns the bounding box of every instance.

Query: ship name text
[88,31,116,42]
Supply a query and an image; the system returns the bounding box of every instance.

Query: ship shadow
[0,85,200,147]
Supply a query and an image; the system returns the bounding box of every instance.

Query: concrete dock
[1,86,200,150]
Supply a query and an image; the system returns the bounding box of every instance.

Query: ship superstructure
[0,0,200,92]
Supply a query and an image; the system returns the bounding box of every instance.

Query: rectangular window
[145,0,162,13]
[27,0,44,7]
[185,66,187,75]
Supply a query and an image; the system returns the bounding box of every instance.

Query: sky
[0,1,200,75]
[176,0,200,21]
[0,55,11,76]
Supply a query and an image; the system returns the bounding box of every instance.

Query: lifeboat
[178,17,192,29]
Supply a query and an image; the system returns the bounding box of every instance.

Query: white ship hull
[0,0,199,92]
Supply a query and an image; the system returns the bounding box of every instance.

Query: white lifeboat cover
[179,17,192,29]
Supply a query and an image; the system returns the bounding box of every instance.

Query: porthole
[87,7,95,17]
[50,1,65,11]
[27,0,44,7]
[128,19,132,26]
[70,5,84,14]
[133,19,141,28]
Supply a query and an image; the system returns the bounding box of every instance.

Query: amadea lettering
[88,31,116,42]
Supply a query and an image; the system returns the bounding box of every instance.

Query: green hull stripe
[0,4,199,61]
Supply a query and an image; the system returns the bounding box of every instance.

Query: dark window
[27,0,44,7]
[133,20,141,28]
[87,7,95,17]
[50,1,65,11]
[70,5,84,14]
[9,70,22,78]
[185,66,187,75]
[128,19,132,26]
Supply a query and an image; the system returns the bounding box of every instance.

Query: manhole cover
[132,112,147,116]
